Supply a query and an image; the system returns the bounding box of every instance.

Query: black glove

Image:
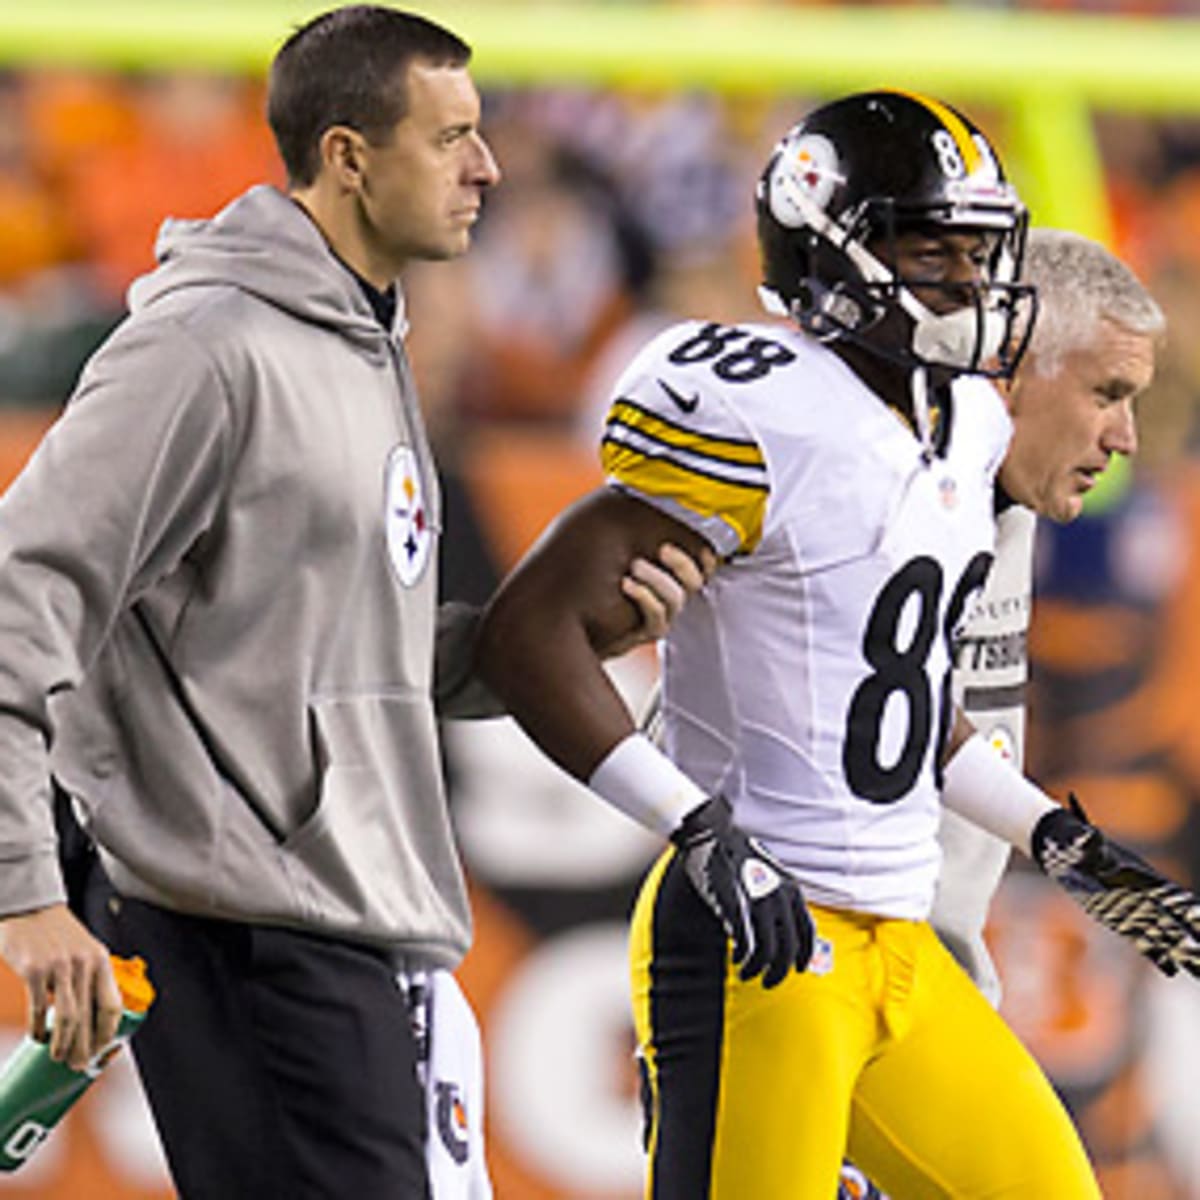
[670,795,814,988]
[1032,793,1200,978]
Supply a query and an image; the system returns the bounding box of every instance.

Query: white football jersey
[602,320,1012,918]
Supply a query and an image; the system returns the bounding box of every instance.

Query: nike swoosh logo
[657,377,700,414]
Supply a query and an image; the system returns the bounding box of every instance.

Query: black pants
[76,852,430,1200]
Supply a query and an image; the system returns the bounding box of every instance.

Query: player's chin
[447,211,480,241]
[1055,490,1086,524]
[422,231,473,262]
[448,226,478,255]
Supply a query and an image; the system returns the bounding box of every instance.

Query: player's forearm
[475,571,636,781]
[941,728,1057,855]
[477,593,709,836]
[477,486,717,833]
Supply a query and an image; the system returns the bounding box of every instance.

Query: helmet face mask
[756,90,1036,379]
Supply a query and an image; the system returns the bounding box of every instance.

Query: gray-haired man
[934,227,1165,1005]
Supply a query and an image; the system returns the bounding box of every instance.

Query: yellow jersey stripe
[608,398,765,469]
[892,89,982,176]
[602,439,767,552]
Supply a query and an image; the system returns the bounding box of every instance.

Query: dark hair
[267,5,472,187]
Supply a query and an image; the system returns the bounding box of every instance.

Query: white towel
[399,969,493,1200]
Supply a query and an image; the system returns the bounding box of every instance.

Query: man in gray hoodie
[0,7,707,1197]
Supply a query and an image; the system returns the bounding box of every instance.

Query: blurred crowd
[0,69,780,426]
[2,69,1200,446]
[3,61,1200,1196]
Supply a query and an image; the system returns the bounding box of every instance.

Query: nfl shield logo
[808,935,834,976]
[386,445,433,587]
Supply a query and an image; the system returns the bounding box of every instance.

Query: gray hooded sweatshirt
[0,185,471,968]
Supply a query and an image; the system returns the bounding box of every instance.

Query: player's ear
[319,125,368,193]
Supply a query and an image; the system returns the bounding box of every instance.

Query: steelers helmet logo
[768,132,843,229]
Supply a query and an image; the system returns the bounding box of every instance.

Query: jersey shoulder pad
[601,321,782,556]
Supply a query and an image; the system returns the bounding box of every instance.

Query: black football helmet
[756,90,1034,378]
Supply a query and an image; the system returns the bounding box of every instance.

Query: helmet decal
[769,133,843,227]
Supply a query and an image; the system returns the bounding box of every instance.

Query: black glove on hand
[670,795,814,988]
[1032,793,1200,978]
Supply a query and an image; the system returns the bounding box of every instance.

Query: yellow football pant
[630,850,1101,1199]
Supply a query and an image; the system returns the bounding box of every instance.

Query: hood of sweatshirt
[127,184,402,352]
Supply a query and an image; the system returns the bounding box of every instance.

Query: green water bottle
[0,954,154,1171]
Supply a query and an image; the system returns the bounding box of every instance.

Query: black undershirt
[351,271,398,332]
[288,196,398,331]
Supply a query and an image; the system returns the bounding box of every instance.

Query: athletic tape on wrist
[941,733,1058,856]
[587,733,706,838]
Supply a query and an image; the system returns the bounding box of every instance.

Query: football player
[475,91,1199,1197]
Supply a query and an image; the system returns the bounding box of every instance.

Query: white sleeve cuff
[941,733,1058,856]
[587,733,706,838]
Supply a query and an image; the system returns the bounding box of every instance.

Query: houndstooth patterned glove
[1032,793,1200,978]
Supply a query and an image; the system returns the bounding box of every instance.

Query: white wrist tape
[587,733,706,838]
[941,733,1058,856]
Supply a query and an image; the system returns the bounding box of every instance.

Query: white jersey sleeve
[600,321,776,557]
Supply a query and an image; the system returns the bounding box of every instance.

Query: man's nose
[469,134,501,187]
[1103,400,1138,456]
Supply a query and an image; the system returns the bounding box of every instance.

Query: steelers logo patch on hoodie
[386,445,433,587]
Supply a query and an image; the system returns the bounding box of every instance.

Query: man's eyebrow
[1097,376,1140,400]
